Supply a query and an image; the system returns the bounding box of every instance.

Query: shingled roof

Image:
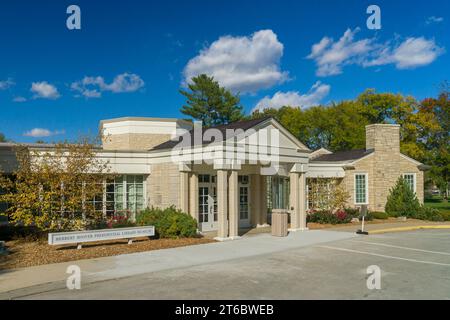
[310,149,374,162]
[151,116,272,151]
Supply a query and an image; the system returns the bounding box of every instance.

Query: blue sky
[0,0,448,142]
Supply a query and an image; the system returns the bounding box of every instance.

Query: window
[269,176,290,210]
[354,173,368,205]
[105,175,146,216]
[403,173,416,193]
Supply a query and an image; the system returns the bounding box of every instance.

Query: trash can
[271,209,288,237]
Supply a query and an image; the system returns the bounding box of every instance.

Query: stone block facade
[146,163,180,209]
[102,133,171,151]
[342,124,424,212]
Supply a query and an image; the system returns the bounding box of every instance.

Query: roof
[151,116,272,151]
[310,149,374,162]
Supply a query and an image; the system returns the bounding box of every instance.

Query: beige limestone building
[0,117,427,240]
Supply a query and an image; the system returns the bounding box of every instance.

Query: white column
[290,172,301,229]
[179,171,189,213]
[289,170,308,232]
[228,170,240,239]
[250,174,261,226]
[259,175,268,227]
[299,172,307,230]
[189,173,199,221]
[216,170,229,240]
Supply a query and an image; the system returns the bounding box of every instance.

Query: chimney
[365,124,400,154]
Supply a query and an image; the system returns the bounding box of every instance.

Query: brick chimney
[365,124,400,154]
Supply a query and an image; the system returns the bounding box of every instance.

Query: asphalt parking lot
[8,229,450,300]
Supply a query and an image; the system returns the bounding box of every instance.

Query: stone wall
[147,163,180,209]
[102,133,171,151]
[342,124,424,212]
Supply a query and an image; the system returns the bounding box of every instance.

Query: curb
[367,225,450,235]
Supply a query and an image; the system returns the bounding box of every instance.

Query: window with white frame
[104,175,145,216]
[403,173,416,193]
[354,173,368,205]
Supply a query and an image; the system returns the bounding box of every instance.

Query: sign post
[356,205,369,235]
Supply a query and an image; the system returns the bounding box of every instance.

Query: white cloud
[31,81,60,99]
[426,16,444,25]
[13,96,27,103]
[71,73,145,98]
[392,37,445,69]
[183,30,289,94]
[308,28,445,76]
[0,78,15,90]
[253,81,331,112]
[23,128,65,138]
[307,28,373,76]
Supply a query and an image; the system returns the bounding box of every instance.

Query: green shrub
[344,207,360,218]
[371,211,389,220]
[440,211,450,221]
[414,207,444,222]
[385,177,420,217]
[137,206,197,239]
[307,209,352,225]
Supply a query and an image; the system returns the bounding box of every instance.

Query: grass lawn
[425,196,450,215]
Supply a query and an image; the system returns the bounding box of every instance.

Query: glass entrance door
[198,175,218,232]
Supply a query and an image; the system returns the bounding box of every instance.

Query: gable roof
[311,149,374,162]
[151,116,309,151]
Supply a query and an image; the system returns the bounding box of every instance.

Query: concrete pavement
[0,230,356,298]
[4,229,450,300]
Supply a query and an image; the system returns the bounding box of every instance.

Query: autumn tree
[0,140,112,231]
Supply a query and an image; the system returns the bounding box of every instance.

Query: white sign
[48,226,155,246]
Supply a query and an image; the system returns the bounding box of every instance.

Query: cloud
[0,78,15,90]
[308,28,445,76]
[13,96,27,103]
[31,81,60,99]
[71,73,145,98]
[426,16,444,25]
[23,128,65,138]
[307,28,373,76]
[183,30,289,94]
[253,81,331,112]
[364,37,445,69]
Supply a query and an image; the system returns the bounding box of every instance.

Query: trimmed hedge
[371,211,389,220]
[136,206,198,239]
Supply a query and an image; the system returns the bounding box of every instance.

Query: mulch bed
[0,237,215,270]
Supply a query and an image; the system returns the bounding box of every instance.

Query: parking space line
[350,240,450,256]
[318,246,450,267]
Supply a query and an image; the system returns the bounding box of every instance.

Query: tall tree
[180,74,244,126]
[0,133,6,142]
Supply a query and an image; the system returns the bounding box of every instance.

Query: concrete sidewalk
[0,230,355,297]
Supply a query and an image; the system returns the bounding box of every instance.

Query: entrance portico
[171,116,311,240]
[178,162,308,240]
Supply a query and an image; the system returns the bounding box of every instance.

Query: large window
[354,173,368,205]
[268,176,290,210]
[91,175,146,217]
[403,173,416,193]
